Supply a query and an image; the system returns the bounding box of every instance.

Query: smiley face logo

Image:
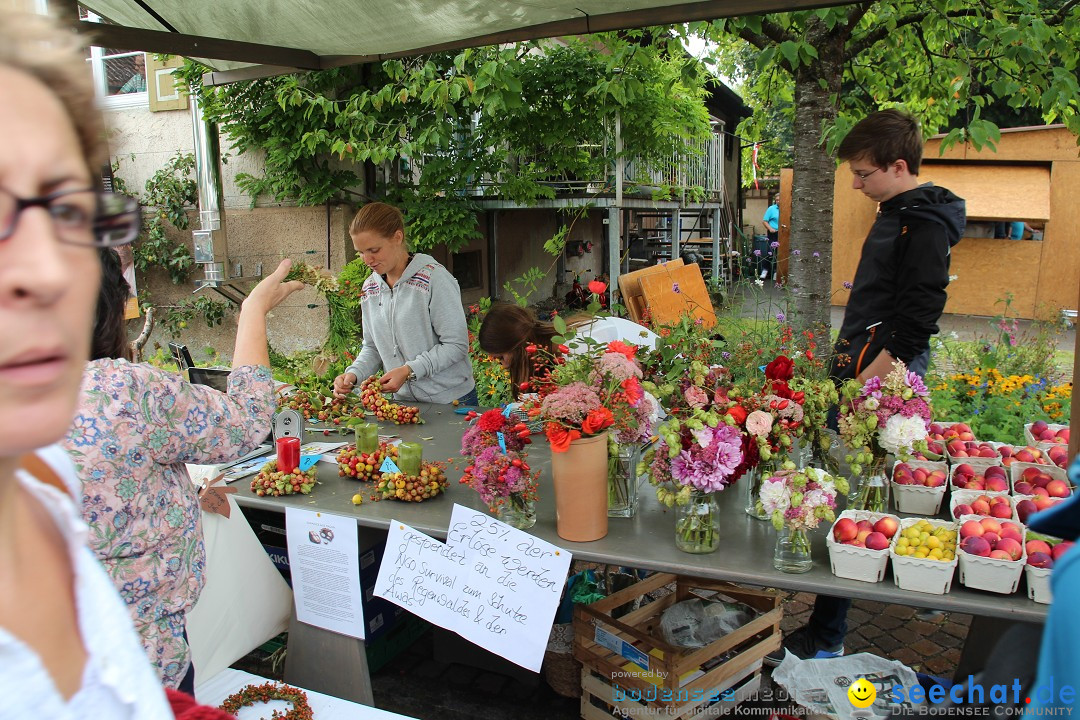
[848,678,877,708]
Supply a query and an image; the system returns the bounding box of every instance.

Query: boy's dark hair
[92,248,131,361]
[837,109,923,175]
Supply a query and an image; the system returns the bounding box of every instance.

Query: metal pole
[711,208,721,282]
[611,112,624,308]
[670,208,681,262]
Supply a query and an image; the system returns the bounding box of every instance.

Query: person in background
[0,12,171,717]
[761,193,780,280]
[767,109,965,666]
[64,249,302,692]
[333,202,476,405]
[118,53,146,94]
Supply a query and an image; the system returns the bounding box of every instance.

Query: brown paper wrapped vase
[550,431,609,542]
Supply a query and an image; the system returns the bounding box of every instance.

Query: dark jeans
[809,595,851,647]
[811,359,929,647]
[457,387,479,406]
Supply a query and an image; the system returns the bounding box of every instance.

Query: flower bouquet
[643,410,744,553]
[759,468,847,572]
[838,362,932,512]
[459,409,538,529]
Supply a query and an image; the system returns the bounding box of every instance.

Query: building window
[80,7,148,109]
[451,250,483,291]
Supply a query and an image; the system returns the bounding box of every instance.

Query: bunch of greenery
[174,31,713,255]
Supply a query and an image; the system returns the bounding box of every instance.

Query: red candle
[277,436,301,474]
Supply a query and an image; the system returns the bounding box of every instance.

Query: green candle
[397,441,423,477]
[354,422,378,454]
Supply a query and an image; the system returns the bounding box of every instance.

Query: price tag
[298,455,320,472]
[380,457,402,474]
[496,432,507,452]
[198,474,237,518]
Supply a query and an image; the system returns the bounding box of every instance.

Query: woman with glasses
[0,13,172,718]
[63,251,301,693]
[0,12,300,717]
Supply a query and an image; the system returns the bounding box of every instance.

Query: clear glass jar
[675,491,720,554]
[849,459,891,513]
[496,493,537,530]
[744,462,775,521]
[607,441,640,518]
[774,527,813,573]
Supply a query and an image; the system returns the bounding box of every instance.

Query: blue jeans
[457,387,479,406]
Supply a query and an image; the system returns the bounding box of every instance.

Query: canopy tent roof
[69,0,847,84]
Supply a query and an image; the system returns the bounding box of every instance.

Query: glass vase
[774,527,814,573]
[607,440,640,518]
[496,493,537,530]
[675,492,720,554]
[744,463,774,521]
[849,462,891,513]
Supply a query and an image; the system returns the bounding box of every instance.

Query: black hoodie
[830,183,966,381]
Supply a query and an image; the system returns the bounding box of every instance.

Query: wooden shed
[829,125,1079,320]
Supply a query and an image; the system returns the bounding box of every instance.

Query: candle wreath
[218,681,313,720]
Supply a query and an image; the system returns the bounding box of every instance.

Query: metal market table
[231,404,1048,705]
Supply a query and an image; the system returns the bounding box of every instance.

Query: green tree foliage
[175,32,712,254]
[699,0,1080,333]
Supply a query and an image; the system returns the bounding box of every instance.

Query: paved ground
[235,589,974,719]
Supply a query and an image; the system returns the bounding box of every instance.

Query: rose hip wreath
[218,682,313,720]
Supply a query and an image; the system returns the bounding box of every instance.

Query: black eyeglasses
[0,187,141,247]
[852,167,882,181]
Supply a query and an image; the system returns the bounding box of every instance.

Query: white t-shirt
[0,446,172,720]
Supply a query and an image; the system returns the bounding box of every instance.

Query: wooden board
[638,263,717,328]
[920,164,1051,221]
[616,258,684,324]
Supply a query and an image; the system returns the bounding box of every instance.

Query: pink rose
[745,410,774,438]
[684,385,708,409]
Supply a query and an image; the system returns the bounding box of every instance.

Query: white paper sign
[374,504,571,672]
[285,507,365,639]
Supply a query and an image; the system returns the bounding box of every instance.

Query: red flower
[770,380,794,399]
[765,355,794,381]
[547,424,581,452]
[588,280,607,295]
[606,340,637,360]
[726,405,748,426]
[621,377,642,406]
[477,409,506,432]
[581,407,614,435]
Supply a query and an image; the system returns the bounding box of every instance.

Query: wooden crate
[573,573,780,706]
[580,662,761,720]
[617,259,684,324]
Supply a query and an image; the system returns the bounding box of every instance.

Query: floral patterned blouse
[62,360,275,689]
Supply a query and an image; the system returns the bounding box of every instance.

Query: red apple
[833,517,858,543]
[1016,499,1038,523]
[1046,479,1071,498]
[1026,539,1053,556]
[979,517,1003,535]
[865,532,890,551]
[1027,551,1054,569]
[856,520,874,533]
[953,503,974,519]
[1053,541,1075,560]
[995,538,1023,561]
[960,520,985,538]
[971,498,992,516]
[999,523,1024,543]
[989,501,1013,519]
[873,517,899,539]
[961,536,992,557]
[989,549,1013,561]
[856,529,872,544]
[1031,420,1050,436]
[1014,482,1035,496]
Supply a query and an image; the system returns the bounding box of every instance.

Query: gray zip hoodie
[344,253,475,404]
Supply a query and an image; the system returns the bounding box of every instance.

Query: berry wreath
[218,681,314,720]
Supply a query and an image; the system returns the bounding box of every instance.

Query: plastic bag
[659,597,755,648]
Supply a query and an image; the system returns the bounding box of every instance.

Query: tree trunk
[787,20,846,338]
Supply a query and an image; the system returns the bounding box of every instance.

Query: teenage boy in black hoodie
[767,109,966,665]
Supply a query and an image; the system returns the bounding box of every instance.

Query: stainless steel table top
[233,404,1048,623]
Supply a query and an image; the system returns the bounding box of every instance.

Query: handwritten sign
[380,457,402,474]
[198,474,236,518]
[374,504,571,672]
